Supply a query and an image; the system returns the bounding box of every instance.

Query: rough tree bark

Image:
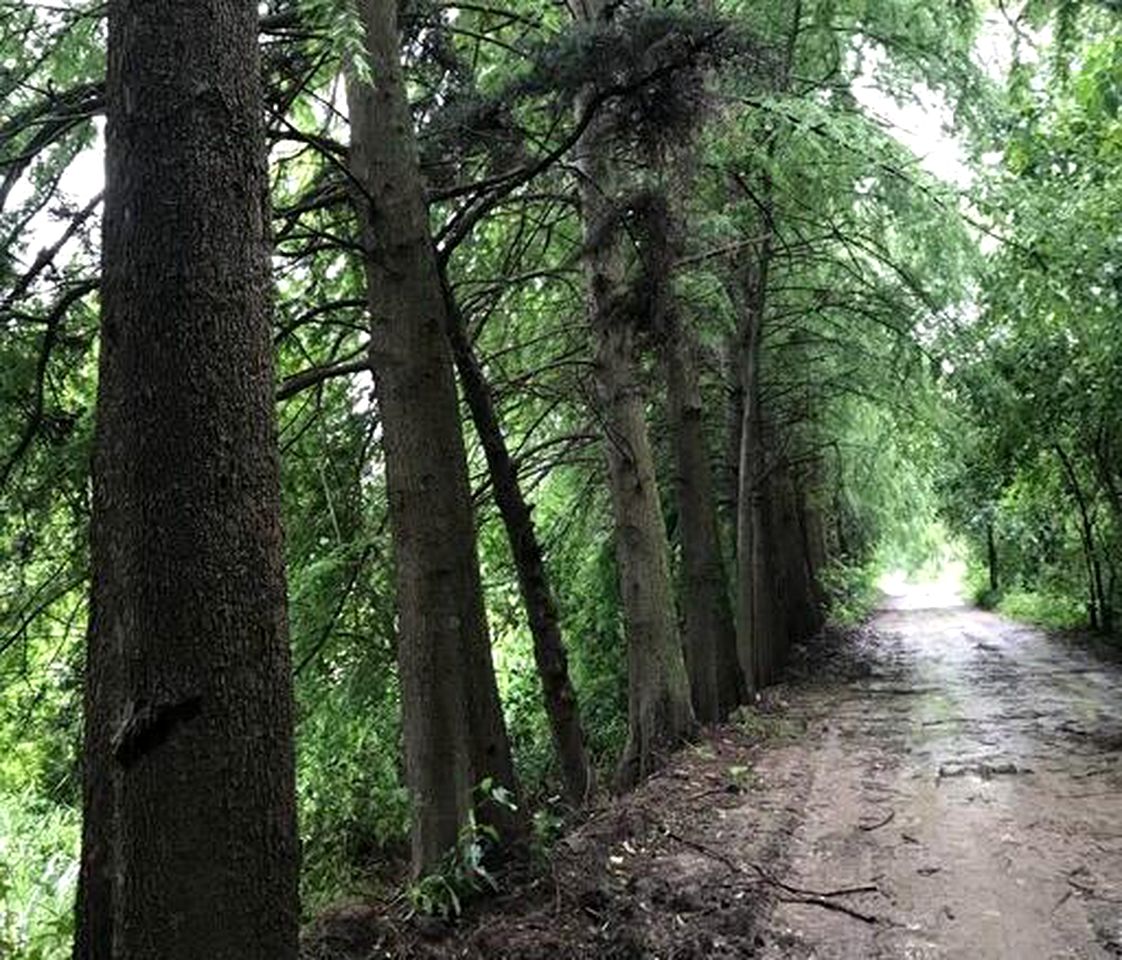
[751,465,787,688]
[663,305,743,722]
[774,463,819,647]
[657,81,743,721]
[346,0,524,874]
[597,316,697,787]
[568,0,696,788]
[444,291,592,805]
[733,0,815,691]
[75,0,299,954]
[723,341,745,531]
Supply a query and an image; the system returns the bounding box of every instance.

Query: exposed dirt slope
[304,596,1122,959]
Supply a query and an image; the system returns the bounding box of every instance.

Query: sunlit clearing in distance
[878,560,967,611]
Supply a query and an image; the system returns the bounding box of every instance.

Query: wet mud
[759,593,1122,959]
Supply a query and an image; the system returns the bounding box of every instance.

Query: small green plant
[530,798,567,865]
[689,742,716,761]
[726,763,761,791]
[730,706,802,743]
[406,779,517,921]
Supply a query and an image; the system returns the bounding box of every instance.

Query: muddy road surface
[758,591,1122,958]
[305,591,1122,960]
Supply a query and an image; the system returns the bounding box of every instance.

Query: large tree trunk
[346,0,524,875]
[598,320,697,786]
[444,290,591,805]
[723,341,745,534]
[569,0,695,789]
[751,465,786,688]
[804,496,829,580]
[657,92,743,721]
[75,0,299,955]
[663,310,743,722]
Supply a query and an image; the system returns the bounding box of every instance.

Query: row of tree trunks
[731,0,836,694]
[72,0,840,951]
[663,309,744,722]
[565,0,830,764]
[797,470,830,611]
[76,0,300,954]
[730,240,829,692]
[443,286,592,805]
[738,413,828,688]
[773,463,824,655]
[346,0,524,875]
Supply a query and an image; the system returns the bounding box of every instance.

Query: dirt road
[306,590,1122,959]
[756,591,1122,958]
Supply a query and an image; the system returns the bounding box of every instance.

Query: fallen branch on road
[777,894,880,924]
[659,824,882,917]
[859,810,896,832]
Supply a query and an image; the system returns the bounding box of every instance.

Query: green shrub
[997,589,1086,630]
[406,780,517,920]
[819,559,881,626]
[0,793,78,960]
[962,559,1001,609]
[295,670,411,914]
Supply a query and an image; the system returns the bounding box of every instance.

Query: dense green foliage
[941,2,1122,631]
[1,0,1117,954]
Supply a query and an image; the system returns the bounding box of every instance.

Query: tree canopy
[0,0,1118,954]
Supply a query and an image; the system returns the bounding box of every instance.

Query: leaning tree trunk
[656,116,743,722]
[663,307,743,722]
[346,0,524,875]
[75,0,299,955]
[444,288,591,805]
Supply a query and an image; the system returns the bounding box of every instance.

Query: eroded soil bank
[304,595,1122,959]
